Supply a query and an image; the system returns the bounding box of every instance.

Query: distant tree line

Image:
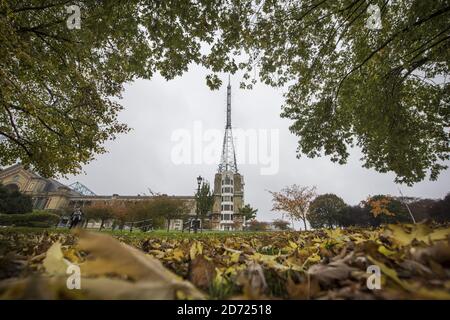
[76,196,189,231]
[308,193,450,229]
[270,185,450,230]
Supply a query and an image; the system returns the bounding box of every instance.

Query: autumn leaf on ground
[188,255,215,290]
[286,275,320,300]
[75,230,204,299]
[384,223,450,246]
[43,242,70,275]
[1,223,450,300]
[307,254,357,286]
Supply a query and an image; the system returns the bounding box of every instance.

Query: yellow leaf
[189,241,203,260]
[230,252,240,263]
[172,248,185,262]
[288,240,298,249]
[43,242,70,275]
[378,245,396,257]
[75,230,204,299]
[325,228,342,239]
[386,224,450,246]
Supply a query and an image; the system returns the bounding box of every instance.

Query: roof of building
[0,164,195,200]
[0,164,80,195]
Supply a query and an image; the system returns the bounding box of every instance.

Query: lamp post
[194,175,203,233]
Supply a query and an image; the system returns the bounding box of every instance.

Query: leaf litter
[0,222,449,299]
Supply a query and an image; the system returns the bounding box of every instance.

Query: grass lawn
[0,226,272,239]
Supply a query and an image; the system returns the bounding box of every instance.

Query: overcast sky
[62,65,450,225]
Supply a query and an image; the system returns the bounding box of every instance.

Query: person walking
[69,208,83,229]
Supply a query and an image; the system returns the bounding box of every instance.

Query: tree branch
[334,5,450,103]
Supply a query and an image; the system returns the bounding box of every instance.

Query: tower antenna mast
[218,75,238,173]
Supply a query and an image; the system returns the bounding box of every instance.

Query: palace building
[0,164,196,230]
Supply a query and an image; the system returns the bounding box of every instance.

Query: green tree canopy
[0,0,249,177]
[239,203,258,221]
[1,1,448,184]
[308,193,347,229]
[243,0,449,185]
[196,181,214,218]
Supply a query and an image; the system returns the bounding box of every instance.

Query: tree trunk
[100,219,105,230]
[328,219,333,229]
[194,217,198,233]
[167,218,171,232]
[303,218,307,231]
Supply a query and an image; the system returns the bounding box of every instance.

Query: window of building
[222,195,233,202]
[222,186,233,193]
[222,175,233,186]
[33,197,49,210]
[221,213,232,221]
[221,204,233,211]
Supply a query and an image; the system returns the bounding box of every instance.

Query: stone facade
[0,164,77,211]
[210,171,245,230]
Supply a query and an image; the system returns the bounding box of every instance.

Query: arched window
[4,183,19,192]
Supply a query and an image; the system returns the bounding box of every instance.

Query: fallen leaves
[384,223,450,246]
[0,222,449,300]
[188,255,215,289]
[286,275,320,299]
[308,255,357,286]
[0,230,204,299]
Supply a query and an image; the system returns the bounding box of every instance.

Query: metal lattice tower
[68,181,96,196]
[218,76,238,174]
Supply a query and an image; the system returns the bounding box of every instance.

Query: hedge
[0,211,60,228]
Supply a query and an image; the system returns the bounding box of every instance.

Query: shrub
[0,211,60,228]
[246,220,269,231]
[0,184,33,214]
[271,219,291,230]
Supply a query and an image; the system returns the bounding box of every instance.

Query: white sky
[62,65,450,225]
